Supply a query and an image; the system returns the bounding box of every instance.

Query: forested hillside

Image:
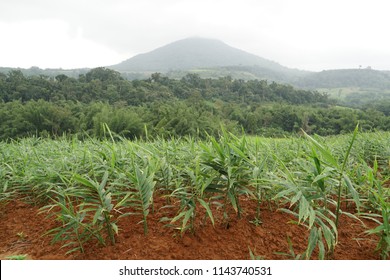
[297,69,390,89]
[0,67,389,140]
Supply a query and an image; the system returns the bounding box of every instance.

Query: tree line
[0,68,389,140]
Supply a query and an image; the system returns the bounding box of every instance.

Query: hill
[110,37,294,73]
[110,38,390,92]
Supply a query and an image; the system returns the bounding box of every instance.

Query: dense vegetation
[297,69,390,89]
[319,86,390,109]
[0,67,389,140]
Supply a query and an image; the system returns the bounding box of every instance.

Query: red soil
[0,197,381,260]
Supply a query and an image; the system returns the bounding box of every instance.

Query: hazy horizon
[1,0,389,72]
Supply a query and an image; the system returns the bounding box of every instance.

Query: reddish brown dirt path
[0,198,380,260]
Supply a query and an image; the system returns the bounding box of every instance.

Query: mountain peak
[110,37,286,72]
[162,37,227,46]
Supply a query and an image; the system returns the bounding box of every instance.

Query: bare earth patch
[0,198,380,260]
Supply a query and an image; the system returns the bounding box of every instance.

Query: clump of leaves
[41,171,127,254]
[200,130,252,225]
[161,157,216,236]
[272,125,360,259]
[361,159,390,260]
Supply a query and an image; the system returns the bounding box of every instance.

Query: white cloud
[0,0,389,70]
[0,19,129,69]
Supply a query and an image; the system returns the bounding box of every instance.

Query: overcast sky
[0,0,389,71]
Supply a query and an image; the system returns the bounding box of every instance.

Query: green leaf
[343,174,360,209]
[317,228,325,260]
[290,191,302,207]
[303,131,339,168]
[305,227,319,259]
[298,197,310,224]
[340,123,359,173]
[198,198,215,226]
[99,171,109,192]
[181,208,194,232]
[73,174,96,190]
[312,173,328,184]
[170,211,187,224]
[111,223,118,235]
[227,190,238,213]
[308,208,316,229]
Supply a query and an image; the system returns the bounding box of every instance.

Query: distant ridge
[296,68,390,89]
[110,37,290,72]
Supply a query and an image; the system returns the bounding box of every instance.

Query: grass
[5,254,28,260]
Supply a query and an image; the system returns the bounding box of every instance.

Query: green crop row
[0,128,389,259]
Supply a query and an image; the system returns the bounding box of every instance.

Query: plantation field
[0,129,389,259]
